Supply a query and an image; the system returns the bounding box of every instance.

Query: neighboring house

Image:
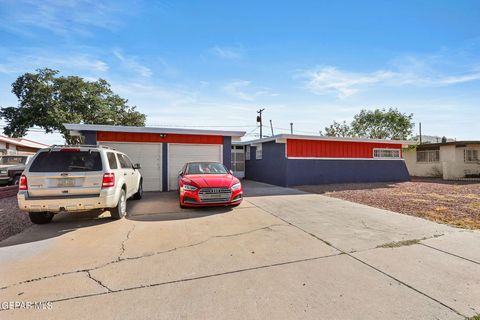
[235,134,415,187]
[403,141,480,179]
[0,135,49,155]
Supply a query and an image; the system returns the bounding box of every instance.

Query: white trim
[372,148,401,159]
[237,134,416,146]
[64,123,245,137]
[287,156,405,161]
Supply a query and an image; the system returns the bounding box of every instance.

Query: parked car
[0,155,33,186]
[17,145,143,224]
[178,161,243,207]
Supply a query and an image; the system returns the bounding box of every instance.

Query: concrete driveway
[0,180,479,319]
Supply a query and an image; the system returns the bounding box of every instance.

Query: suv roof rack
[48,144,115,150]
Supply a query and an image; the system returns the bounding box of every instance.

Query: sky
[0,0,479,144]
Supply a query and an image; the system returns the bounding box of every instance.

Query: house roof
[0,135,49,149]
[64,123,246,138]
[234,134,416,146]
[417,141,480,150]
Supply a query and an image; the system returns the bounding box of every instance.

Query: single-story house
[235,134,415,187]
[403,141,480,180]
[64,123,245,192]
[0,135,49,155]
[64,124,417,190]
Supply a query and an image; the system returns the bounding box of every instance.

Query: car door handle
[124,173,127,176]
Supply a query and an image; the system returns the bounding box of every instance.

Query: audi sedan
[177,162,243,207]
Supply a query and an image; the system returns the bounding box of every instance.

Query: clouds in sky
[300,56,480,98]
[210,45,245,59]
[113,49,152,78]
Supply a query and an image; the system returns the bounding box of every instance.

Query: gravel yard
[296,178,480,230]
[0,196,32,241]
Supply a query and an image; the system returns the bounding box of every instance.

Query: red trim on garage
[97,131,224,144]
[286,139,403,158]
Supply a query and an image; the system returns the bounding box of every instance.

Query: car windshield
[29,151,102,172]
[0,156,27,165]
[186,162,228,175]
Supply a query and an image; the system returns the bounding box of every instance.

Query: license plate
[202,194,222,199]
[57,178,75,187]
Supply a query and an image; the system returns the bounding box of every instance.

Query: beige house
[403,141,480,179]
[0,135,49,155]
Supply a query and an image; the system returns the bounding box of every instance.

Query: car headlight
[183,184,197,191]
[231,182,241,190]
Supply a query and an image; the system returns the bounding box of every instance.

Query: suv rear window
[29,151,103,172]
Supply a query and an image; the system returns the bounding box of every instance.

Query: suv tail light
[102,172,115,188]
[19,175,28,191]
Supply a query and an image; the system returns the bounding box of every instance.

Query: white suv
[17,145,143,224]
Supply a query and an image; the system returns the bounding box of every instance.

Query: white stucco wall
[404,144,480,179]
[403,148,442,177]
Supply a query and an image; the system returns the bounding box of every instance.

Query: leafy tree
[1,68,146,144]
[350,108,414,139]
[323,108,414,140]
[323,120,352,137]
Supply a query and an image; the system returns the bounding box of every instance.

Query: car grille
[198,188,232,203]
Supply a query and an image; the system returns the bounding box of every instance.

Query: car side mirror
[178,170,183,176]
[133,163,141,170]
[229,169,234,175]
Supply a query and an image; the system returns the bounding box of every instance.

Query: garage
[100,142,162,192]
[64,123,245,192]
[167,144,222,190]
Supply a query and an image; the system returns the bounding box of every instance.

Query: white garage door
[168,144,222,191]
[100,142,162,192]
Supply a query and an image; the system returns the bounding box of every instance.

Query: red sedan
[178,162,243,207]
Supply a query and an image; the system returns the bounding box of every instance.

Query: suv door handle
[124,173,127,176]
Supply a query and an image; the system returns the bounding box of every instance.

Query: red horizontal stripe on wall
[97,131,223,144]
[286,139,403,158]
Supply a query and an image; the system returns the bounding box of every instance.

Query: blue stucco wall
[82,131,97,145]
[245,141,288,186]
[285,158,410,186]
[245,141,410,186]
[223,136,232,170]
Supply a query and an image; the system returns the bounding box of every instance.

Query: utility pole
[256,108,265,138]
[269,120,274,136]
[290,122,293,134]
[419,122,422,144]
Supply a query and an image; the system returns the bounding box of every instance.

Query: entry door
[100,142,162,192]
[168,144,223,190]
[231,145,245,179]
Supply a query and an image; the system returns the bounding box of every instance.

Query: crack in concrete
[0,223,287,292]
[376,234,444,249]
[118,223,136,261]
[246,199,469,319]
[86,270,113,293]
[420,243,480,265]
[0,252,344,308]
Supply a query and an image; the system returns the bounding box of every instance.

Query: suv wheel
[133,181,143,200]
[111,189,127,219]
[29,212,54,224]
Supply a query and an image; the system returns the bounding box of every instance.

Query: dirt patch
[296,178,480,230]
[0,196,32,241]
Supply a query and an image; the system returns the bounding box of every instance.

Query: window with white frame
[255,144,262,160]
[373,148,401,159]
[417,150,440,163]
[245,146,250,161]
[464,149,479,162]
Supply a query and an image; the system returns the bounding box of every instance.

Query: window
[417,150,440,163]
[29,151,102,172]
[255,144,262,160]
[373,148,400,159]
[0,156,27,165]
[118,154,133,169]
[107,152,118,169]
[245,146,251,160]
[465,149,479,162]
